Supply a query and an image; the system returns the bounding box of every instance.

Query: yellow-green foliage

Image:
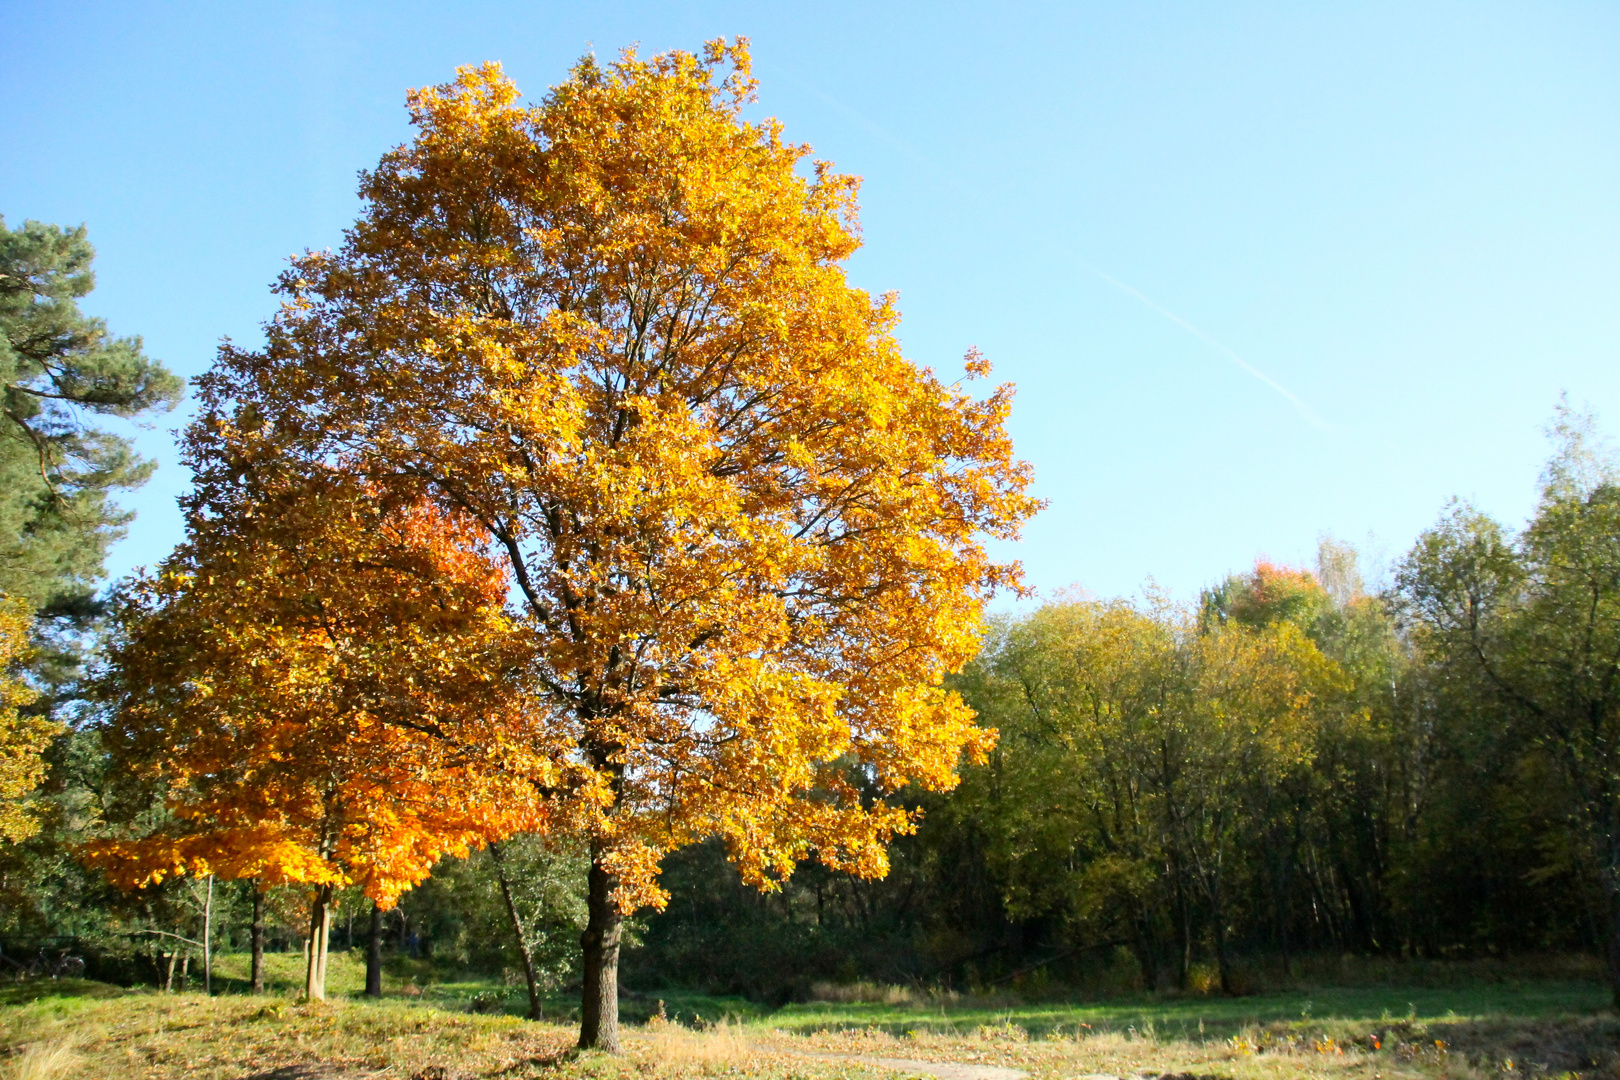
[0,596,55,843]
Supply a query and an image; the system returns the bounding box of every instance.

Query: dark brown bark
[577,853,622,1051]
[490,841,543,1020]
[366,901,384,998]
[250,883,265,994]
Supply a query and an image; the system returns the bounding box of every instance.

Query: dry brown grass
[808,982,984,1009]
[638,1015,756,1071]
[5,1037,81,1080]
[811,982,928,1006]
[765,1016,1452,1080]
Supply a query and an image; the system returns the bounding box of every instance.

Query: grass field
[3,955,1618,1080]
[770,981,1611,1039]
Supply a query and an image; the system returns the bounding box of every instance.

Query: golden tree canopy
[194,39,1039,911]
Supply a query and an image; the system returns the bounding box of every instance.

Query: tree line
[623,435,1620,1006]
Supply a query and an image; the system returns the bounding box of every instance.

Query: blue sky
[4,1,1618,606]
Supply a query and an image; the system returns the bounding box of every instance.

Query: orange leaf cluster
[83,469,551,908]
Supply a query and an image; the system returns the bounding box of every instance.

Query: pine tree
[0,217,182,617]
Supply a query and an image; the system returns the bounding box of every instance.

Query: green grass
[767,982,1612,1040]
[199,949,1611,1040]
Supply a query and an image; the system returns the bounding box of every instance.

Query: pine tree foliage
[0,218,181,614]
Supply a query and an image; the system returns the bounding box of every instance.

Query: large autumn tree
[197,40,1036,1048]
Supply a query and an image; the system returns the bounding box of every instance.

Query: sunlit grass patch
[0,984,879,1080]
[0,988,571,1079]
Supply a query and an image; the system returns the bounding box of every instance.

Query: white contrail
[771,71,1333,435]
[1071,259,1334,434]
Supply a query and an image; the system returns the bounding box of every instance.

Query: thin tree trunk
[163,948,177,992]
[1603,832,1620,1011]
[316,901,331,992]
[1209,858,1234,995]
[1172,858,1192,990]
[1607,890,1620,1011]
[490,841,543,1021]
[577,852,623,1051]
[1133,912,1160,991]
[203,874,213,995]
[1213,902,1233,995]
[251,883,265,994]
[305,884,333,1001]
[366,901,384,998]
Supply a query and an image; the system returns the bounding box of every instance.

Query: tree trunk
[304,884,333,1001]
[1603,848,1620,1010]
[1213,908,1233,995]
[1171,860,1192,990]
[491,841,543,1020]
[366,901,384,998]
[1608,890,1620,1011]
[316,902,331,992]
[1132,912,1160,991]
[163,948,177,992]
[1274,840,1294,981]
[250,883,265,994]
[1210,863,1234,995]
[203,874,214,995]
[577,853,623,1051]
